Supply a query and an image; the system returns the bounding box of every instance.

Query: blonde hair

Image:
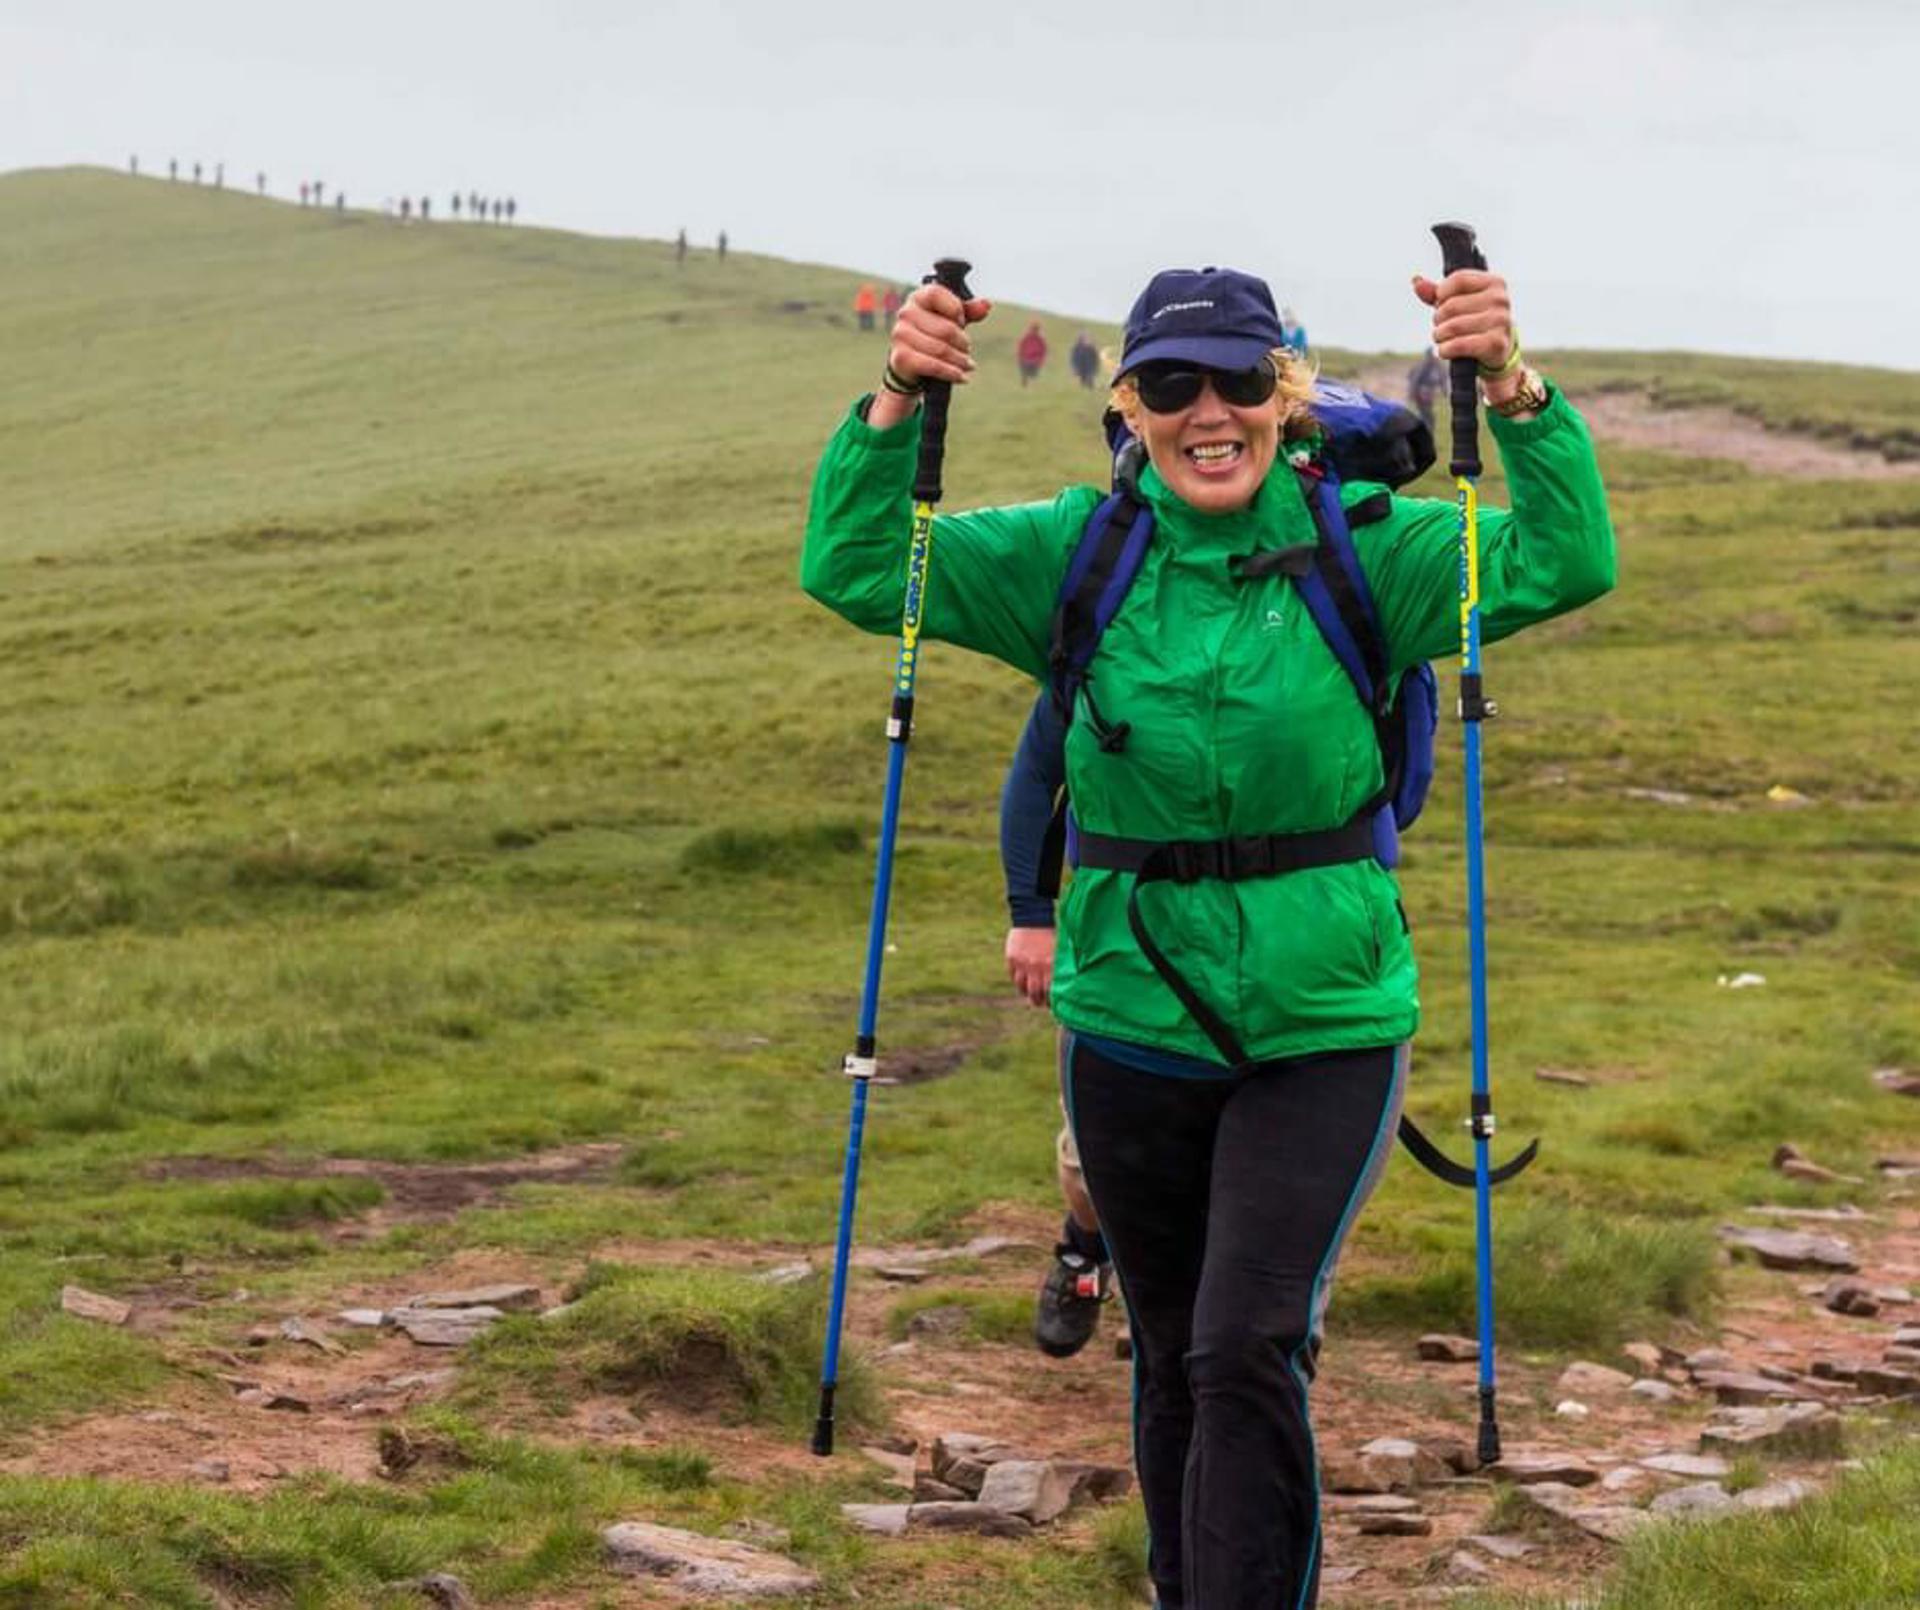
[1107,348,1320,441]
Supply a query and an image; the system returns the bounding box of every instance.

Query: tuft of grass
[1089,1501,1152,1605]
[886,1288,1035,1346]
[1462,1444,1920,1609]
[462,1263,880,1435]
[0,851,144,938]
[182,1176,386,1229]
[678,819,864,877]
[230,834,386,892]
[1339,1202,1718,1351]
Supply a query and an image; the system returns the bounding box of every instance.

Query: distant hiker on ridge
[421,196,432,221]
[882,286,903,326]
[215,162,224,188]
[853,283,879,332]
[169,158,178,181]
[715,227,724,259]
[300,181,310,206]
[676,227,687,264]
[451,193,461,218]
[256,172,266,195]
[192,161,202,184]
[1281,303,1309,355]
[1017,320,1048,385]
[129,154,138,176]
[1407,346,1447,432]
[400,196,412,222]
[1070,331,1099,389]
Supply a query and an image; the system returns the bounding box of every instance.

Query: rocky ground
[12,1120,1919,1605]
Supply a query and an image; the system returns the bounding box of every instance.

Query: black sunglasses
[1132,359,1278,414]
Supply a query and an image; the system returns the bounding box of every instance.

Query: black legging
[1064,1037,1406,1610]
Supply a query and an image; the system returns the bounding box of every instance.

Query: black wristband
[881,363,925,397]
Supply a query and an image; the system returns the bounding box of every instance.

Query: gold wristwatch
[1486,367,1549,418]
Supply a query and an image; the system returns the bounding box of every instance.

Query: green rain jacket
[802,387,1615,1066]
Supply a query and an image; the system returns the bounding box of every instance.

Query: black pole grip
[912,257,974,504]
[1431,222,1486,479]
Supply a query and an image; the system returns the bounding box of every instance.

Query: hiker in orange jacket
[854,283,880,333]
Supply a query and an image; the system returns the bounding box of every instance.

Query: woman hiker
[802,261,1614,1608]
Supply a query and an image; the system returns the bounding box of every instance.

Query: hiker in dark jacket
[1408,347,1447,431]
[804,261,1612,1609]
[999,694,1113,1359]
[1070,332,1100,389]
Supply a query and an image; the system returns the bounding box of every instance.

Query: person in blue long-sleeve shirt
[1000,692,1113,1357]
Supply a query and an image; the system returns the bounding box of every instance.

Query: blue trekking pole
[813,257,975,1458]
[1434,220,1512,1467]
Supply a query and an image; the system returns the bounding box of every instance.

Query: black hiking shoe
[1034,1247,1110,1358]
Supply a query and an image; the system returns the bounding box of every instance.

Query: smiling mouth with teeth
[1186,442,1244,466]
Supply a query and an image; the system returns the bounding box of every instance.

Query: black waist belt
[1073,814,1510,1190]
[1074,817,1376,883]
[1074,815,1376,1077]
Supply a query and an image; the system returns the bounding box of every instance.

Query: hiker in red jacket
[1017,320,1048,385]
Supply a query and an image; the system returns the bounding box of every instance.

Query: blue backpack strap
[1048,489,1154,751]
[1292,474,1390,713]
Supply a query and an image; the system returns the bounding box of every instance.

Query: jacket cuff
[1486,379,1572,447]
[1007,903,1057,929]
[849,394,924,447]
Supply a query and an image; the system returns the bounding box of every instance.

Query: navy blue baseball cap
[1118,267,1285,376]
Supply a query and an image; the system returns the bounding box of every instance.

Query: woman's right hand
[890,282,993,387]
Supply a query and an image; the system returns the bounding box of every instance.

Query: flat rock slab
[1822,1278,1882,1318]
[279,1316,345,1355]
[1853,1366,1920,1399]
[1489,1453,1599,1487]
[853,1235,1032,1270]
[1719,1226,1859,1273]
[1356,1511,1432,1536]
[603,1522,819,1597]
[1631,1380,1681,1405]
[1650,1482,1734,1515]
[1557,1361,1635,1397]
[1695,1369,1805,1406]
[405,1284,541,1313]
[840,1503,910,1537]
[1739,1478,1817,1512]
[60,1286,131,1326]
[1416,1333,1480,1363]
[1700,1404,1843,1459]
[391,1307,506,1346]
[1517,1483,1653,1544]
[1640,1453,1729,1479]
[1465,1533,1537,1562]
[907,1501,1032,1538]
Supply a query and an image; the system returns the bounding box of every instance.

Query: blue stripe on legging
[1288,1044,1407,1610]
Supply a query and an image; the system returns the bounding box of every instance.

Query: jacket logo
[1263,607,1286,633]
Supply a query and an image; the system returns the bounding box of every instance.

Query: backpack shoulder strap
[1290,470,1390,713]
[1048,488,1154,717]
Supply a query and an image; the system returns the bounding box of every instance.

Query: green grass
[0,162,1915,1603]
[886,1287,1036,1346]
[1465,1442,1920,1609]
[462,1264,881,1436]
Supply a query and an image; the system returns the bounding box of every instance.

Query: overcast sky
[6,0,1916,368]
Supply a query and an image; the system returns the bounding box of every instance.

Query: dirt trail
[11,1187,1918,1606]
[1359,368,1920,480]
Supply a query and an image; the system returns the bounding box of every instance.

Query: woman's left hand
[1411,269,1515,373]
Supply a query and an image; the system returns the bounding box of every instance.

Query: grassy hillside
[0,165,1917,1606]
